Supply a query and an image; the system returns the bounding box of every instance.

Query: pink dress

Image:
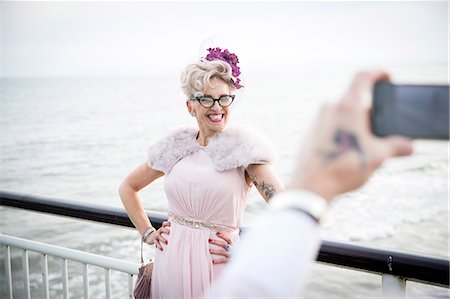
[147,125,275,299]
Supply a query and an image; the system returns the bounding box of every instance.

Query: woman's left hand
[145,221,171,251]
[209,232,233,264]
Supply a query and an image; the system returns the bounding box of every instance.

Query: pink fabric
[151,149,251,298]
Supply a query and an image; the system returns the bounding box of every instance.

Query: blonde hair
[181,59,236,98]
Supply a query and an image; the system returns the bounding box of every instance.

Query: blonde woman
[119,47,284,298]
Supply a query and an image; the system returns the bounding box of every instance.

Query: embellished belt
[168,211,238,233]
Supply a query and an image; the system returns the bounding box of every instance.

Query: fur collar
[147,124,276,174]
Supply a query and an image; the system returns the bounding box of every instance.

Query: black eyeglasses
[192,95,235,108]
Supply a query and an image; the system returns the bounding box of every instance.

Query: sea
[1,67,448,298]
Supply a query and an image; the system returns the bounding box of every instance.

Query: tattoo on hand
[323,129,366,169]
[250,174,277,200]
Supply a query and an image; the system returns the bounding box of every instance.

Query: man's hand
[291,70,413,202]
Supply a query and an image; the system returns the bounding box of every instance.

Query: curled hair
[181,59,236,98]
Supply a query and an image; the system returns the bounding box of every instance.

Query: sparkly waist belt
[168,211,238,233]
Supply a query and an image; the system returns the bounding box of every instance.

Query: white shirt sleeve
[206,191,325,298]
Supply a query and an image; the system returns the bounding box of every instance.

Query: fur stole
[147,124,276,174]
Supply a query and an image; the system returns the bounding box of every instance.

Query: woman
[119,47,285,298]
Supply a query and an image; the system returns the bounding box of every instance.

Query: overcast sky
[1,1,448,77]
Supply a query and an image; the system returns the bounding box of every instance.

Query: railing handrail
[0,190,167,229]
[1,190,449,288]
[0,234,139,275]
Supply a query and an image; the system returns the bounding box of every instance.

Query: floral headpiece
[204,47,243,89]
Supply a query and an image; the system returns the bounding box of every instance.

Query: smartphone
[371,82,449,139]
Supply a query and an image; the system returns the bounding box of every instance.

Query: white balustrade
[1,233,447,299]
[0,234,139,298]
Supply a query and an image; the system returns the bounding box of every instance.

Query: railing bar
[4,245,13,299]
[105,268,112,299]
[83,263,90,299]
[22,249,31,299]
[41,254,49,299]
[0,234,139,275]
[2,190,448,287]
[0,190,165,228]
[62,258,69,299]
[128,274,134,298]
[0,233,448,299]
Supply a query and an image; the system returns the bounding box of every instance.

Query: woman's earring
[191,112,196,117]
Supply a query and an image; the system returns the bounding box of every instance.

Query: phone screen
[372,82,449,139]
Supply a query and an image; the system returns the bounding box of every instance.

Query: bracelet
[142,227,156,241]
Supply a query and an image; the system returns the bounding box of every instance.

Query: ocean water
[0,71,448,298]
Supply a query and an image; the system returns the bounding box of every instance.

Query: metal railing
[1,234,139,299]
[1,190,449,298]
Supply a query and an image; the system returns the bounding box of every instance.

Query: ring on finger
[224,244,231,252]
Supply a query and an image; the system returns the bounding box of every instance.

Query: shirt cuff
[270,189,328,223]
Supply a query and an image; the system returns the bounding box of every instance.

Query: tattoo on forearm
[323,129,366,169]
[250,174,277,200]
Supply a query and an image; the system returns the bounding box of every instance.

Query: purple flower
[204,47,243,89]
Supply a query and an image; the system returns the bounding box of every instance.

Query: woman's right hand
[145,221,171,251]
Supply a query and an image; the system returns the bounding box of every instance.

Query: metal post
[105,268,111,299]
[62,258,69,299]
[22,250,31,299]
[83,263,90,299]
[128,274,134,298]
[41,254,49,299]
[382,274,407,298]
[4,246,13,299]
